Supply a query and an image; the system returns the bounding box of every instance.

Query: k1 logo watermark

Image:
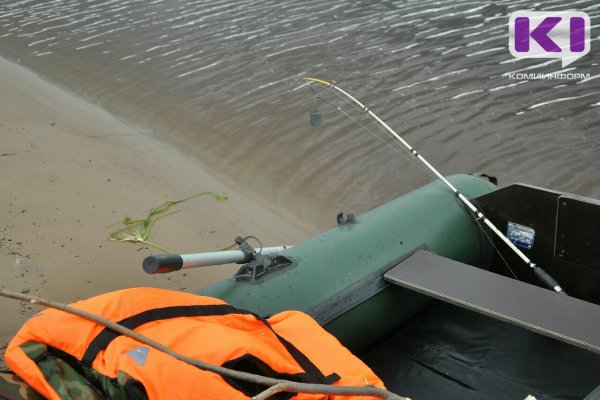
[509,11,590,68]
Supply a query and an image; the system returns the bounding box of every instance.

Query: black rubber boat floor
[360,302,600,400]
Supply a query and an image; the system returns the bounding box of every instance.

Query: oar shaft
[305,78,565,295]
[143,246,293,274]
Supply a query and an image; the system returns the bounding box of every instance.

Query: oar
[305,77,566,295]
[143,246,293,274]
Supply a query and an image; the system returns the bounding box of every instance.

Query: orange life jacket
[5,287,385,399]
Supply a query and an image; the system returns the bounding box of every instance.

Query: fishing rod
[304,77,566,295]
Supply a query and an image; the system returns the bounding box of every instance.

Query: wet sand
[0,57,316,347]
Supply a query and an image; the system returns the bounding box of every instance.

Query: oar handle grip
[533,266,567,295]
[143,254,183,274]
[143,251,245,274]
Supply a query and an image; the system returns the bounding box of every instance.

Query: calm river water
[0,0,598,228]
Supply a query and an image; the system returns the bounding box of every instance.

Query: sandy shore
[0,57,316,346]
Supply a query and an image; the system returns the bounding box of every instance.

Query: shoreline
[0,52,328,236]
[0,56,316,346]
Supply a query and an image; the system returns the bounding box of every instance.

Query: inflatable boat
[146,173,600,399]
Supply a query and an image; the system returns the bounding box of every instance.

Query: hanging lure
[310,109,322,128]
[308,83,322,128]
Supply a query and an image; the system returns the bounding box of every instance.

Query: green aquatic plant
[109,192,227,253]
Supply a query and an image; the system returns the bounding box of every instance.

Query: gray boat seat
[384,250,600,354]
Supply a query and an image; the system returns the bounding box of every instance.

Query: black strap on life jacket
[80,304,339,386]
[81,304,244,365]
[250,313,339,385]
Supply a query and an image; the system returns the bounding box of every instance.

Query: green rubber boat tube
[200,174,497,350]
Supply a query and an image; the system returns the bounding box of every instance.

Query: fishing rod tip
[304,77,333,87]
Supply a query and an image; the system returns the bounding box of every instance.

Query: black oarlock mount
[233,236,296,284]
[337,212,357,225]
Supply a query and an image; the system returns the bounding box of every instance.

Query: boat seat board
[360,302,600,400]
[384,250,600,354]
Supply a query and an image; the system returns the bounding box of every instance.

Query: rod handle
[143,254,183,274]
[533,266,567,295]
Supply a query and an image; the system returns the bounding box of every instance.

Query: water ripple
[0,0,597,227]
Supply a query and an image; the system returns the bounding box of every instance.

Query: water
[1,0,599,229]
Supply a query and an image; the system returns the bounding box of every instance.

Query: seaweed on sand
[108,192,227,253]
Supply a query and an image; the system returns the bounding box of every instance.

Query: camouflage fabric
[0,342,147,400]
[0,372,44,400]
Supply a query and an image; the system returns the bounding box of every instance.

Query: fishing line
[472,211,519,280]
[317,84,439,180]
[309,85,322,128]
[308,84,438,182]
[304,77,566,295]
